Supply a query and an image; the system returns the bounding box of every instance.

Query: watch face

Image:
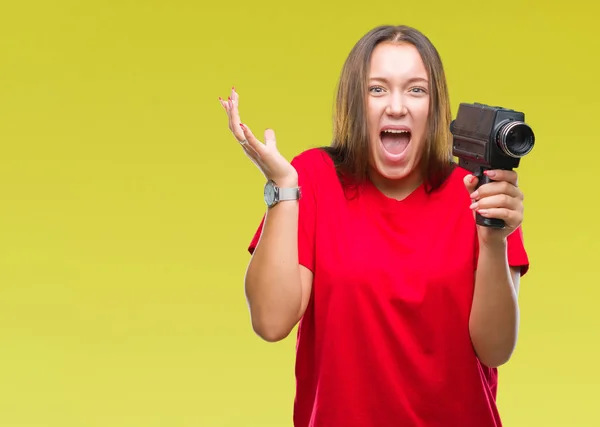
[264,181,276,206]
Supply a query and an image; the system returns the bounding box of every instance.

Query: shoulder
[291,147,336,181]
[431,163,471,199]
[291,147,333,169]
[446,163,471,183]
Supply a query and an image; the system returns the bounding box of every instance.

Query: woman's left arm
[464,169,525,368]
[470,241,521,368]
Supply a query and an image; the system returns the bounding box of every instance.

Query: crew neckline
[362,176,427,211]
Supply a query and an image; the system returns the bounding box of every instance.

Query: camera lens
[496,121,535,158]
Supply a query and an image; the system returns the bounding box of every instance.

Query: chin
[372,161,416,181]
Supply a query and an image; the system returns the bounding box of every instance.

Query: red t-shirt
[248,147,529,427]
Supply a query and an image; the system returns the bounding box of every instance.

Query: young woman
[219,24,529,427]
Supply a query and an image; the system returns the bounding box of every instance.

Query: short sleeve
[247,150,318,273]
[475,225,530,276]
[507,225,530,276]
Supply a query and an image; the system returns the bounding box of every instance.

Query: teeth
[382,129,409,134]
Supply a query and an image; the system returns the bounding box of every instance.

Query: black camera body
[450,102,535,229]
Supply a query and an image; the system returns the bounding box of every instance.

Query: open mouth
[380,129,411,156]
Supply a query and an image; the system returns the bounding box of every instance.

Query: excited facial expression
[367,41,430,186]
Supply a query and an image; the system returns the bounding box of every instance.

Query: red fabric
[248,148,529,427]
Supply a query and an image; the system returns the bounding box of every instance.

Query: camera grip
[475,172,506,229]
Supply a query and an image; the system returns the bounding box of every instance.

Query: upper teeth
[383,130,409,134]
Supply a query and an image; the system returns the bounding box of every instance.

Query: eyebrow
[369,76,429,84]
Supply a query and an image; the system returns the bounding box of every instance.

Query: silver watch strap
[278,187,301,201]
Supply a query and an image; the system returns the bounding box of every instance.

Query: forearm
[469,238,519,368]
[245,200,303,341]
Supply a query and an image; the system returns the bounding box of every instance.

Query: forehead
[368,42,428,81]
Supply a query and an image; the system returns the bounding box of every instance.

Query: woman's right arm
[219,88,313,342]
[245,196,314,342]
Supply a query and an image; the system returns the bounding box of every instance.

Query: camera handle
[475,171,506,229]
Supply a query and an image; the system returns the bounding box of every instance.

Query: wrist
[264,175,301,209]
[273,175,298,188]
[478,235,508,253]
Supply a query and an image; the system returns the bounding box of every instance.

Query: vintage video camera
[450,102,535,229]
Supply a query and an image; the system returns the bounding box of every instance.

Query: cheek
[366,100,381,125]
[414,104,430,132]
[367,102,383,139]
[408,104,430,153]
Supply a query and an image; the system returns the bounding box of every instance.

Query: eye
[410,87,427,94]
[368,86,385,94]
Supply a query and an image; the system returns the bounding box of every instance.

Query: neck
[368,168,423,201]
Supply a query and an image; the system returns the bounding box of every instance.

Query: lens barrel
[496,121,535,158]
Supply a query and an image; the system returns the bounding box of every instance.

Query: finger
[470,193,522,211]
[484,169,518,186]
[219,97,236,131]
[264,128,277,149]
[231,86,239,106]
[463,174,479,195]
[231,92,241,124]
[229,94,244,134]
[219,96,230,113]
[218,97,227,110]
[476,208,522,228]
[471,181,522,200]
[229,87,244,139]
[225,97,245,141]
[239,123,265,157]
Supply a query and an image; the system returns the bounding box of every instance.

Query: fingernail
[469,202,478,210]
[218,97,222,101]
[469,175,476,184]
[232,86,235,90]
[239,123,245,129]
[484,170,496,177]
[477,209,488,216]
[470,191,479,199]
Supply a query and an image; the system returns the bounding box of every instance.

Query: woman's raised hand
[219,87,298,187]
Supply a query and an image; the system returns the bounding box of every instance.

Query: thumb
[264,128,277,149]
[463,174,478,195]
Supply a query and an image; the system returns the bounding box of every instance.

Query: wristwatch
[264,179,301,208]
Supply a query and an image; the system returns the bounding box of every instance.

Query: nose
[386,92,407,117]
